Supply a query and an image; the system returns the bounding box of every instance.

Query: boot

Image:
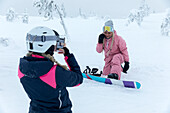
[108,73,119,80]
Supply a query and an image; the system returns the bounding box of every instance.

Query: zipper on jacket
[58,90,62,109]
[106,40,109,48]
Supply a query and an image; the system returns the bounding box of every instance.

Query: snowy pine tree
[0,37,9,47]
[33,0,69,39]
[126,9,143,26]
[161,9,170,36]
[139,0,150,17]
[6,8,16,22]
[61,3,66,18]
[126,0,150,26]
[79,8,87,19]
[33,0,56,20]
[22,9,29,24]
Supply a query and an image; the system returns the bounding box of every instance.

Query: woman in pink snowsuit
[96,20,130,80]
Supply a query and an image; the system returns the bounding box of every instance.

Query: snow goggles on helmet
[26,34,58,42]
[103,26,113,32]
[26,33,65,52]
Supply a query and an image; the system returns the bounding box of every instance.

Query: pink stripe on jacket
[18,54,81,88]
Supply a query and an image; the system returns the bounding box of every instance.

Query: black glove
[63,47,70,56]
[98,34,105,44]
[123,61,129,73]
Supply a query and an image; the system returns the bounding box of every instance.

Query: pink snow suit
[96,30,129,79]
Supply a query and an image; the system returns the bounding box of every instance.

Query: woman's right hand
[58,47,70,56]
[98,34,105,44]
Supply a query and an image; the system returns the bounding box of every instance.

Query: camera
[56,36,65,50]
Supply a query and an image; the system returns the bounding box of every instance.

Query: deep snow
[0,13,170,113]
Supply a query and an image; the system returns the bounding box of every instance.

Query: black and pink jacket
[18,53,83,113]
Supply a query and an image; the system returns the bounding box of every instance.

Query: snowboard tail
[82,73,141,89]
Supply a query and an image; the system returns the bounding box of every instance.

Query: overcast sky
[0,0,169,18]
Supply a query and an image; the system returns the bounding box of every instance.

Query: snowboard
[82,73,141,89]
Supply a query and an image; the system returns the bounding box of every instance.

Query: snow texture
[0,11,170,113]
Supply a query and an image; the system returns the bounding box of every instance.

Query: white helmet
[26,26,58,53]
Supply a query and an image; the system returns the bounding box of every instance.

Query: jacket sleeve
[118,37,129,62]
[96,43,103,53]
[55,53,83,87]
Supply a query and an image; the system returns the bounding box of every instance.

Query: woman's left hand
[58,47,70,56]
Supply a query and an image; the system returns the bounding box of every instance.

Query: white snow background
[0,12,170,113]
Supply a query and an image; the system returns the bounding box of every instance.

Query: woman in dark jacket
[18,26,83,113]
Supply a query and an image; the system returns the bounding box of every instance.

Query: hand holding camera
[56,37,65,50]
[58,47,70,56]
[57,42,69,56]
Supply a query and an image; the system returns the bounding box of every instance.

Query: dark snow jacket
[18,53,83,113]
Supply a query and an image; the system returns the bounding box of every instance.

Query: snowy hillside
[0,13,170,113]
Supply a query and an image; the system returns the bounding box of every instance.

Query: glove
[98,34,105,44]
[123,61,129,73]
[63,47,70,56]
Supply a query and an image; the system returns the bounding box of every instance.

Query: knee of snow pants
[110,54,124,80]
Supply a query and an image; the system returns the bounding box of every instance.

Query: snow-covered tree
[61,3,66,18]
[33,0,69,39]
[126,0,150,26]
[79,8,87,19]
[89,11,97,17]
[161,9,170,36]
[126,9,143,26]
[6,8,29,23]
[33,0,56,20]
[139,0,150,17]
[6,8,16,22]
[0,37,9,47]
[22,9,29,24]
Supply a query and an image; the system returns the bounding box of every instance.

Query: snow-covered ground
[0,13,170,113]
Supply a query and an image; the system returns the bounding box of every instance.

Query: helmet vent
[29,43,33,50]
[43,32,47,34]
[38,44,43,47]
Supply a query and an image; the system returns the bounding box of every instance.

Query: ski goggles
[103,26,113,32]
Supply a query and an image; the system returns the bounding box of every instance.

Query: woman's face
[103,31,113,38]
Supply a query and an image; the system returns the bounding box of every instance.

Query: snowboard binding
[83,66,102,77]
